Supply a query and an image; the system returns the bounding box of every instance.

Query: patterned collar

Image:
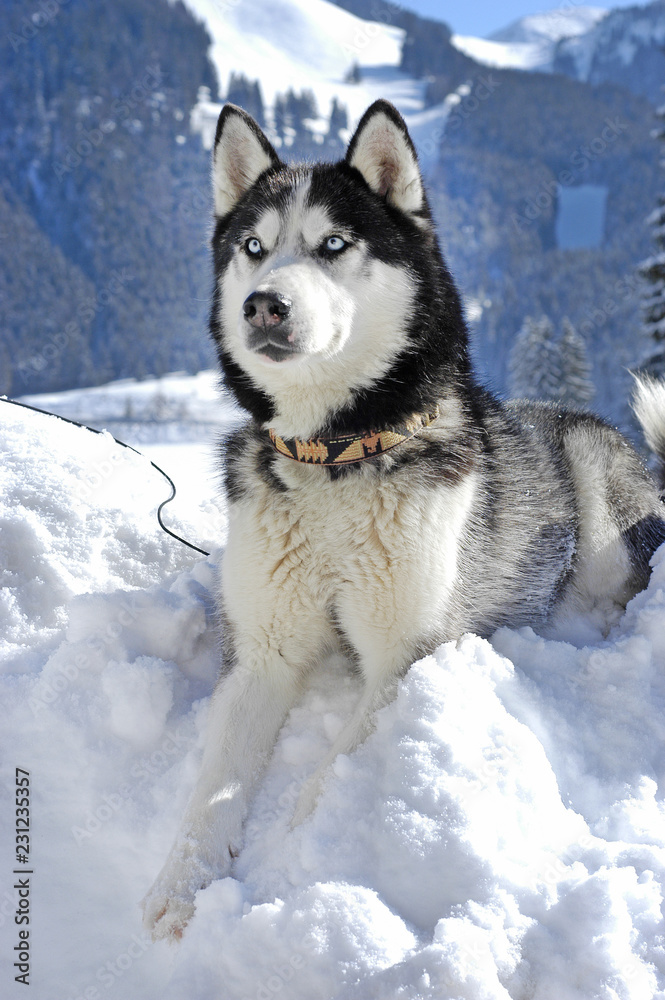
[267,407,440,466]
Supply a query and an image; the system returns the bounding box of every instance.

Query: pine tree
[324,98,348,156]
[558,318,595,407]
[273,94,287,141]
[272,89,320,156]
[225,73,265,127]
[328,98,348,137]
[285,89,300,132]
[250,81,266,127]
[298,89,318,123]
[508,316,562,400]
[639,97,665,377]
[345,62,361,84]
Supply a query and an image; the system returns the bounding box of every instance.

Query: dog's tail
[632,374,665,493]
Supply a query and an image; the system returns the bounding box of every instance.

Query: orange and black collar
[267,407,440,466]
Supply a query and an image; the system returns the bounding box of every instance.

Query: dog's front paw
[141,847,218,942]
[142,887,195,942]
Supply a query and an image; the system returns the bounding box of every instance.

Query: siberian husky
[143,99,665,940]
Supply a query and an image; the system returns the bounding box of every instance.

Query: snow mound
[1,396,664,998]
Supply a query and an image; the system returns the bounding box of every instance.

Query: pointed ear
[212,104,281,218]
[345,100,424,215]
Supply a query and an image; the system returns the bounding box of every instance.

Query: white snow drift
[1,379,664,999]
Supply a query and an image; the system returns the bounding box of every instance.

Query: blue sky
[404,1,641,37]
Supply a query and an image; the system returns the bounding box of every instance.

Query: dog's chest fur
[221,432,477,672]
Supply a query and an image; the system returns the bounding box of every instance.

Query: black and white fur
[142,100,665,940]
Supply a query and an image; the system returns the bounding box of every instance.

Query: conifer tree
[328,98,348,137]
[273,94,287,141]
[226,73,265,127]
[559,318,595,407]
[639,96,665,377]
[324,98,348,156]
[508,316,562,400]
[298,89,318,123]
[345,62,361,84]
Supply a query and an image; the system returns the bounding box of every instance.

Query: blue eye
[245,238,262,256]
[325,236,346,252]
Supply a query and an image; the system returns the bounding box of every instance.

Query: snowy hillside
[452,6,608,71]
[452,1,665,105]
[1,379,665,997]
[490,6,609,43]
[183,0,424,130]
[184,0,459,180]
[552,1,665,104]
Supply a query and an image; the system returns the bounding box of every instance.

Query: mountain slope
[552,1,665,105]
[0,0,220,396]
[490,6,608,43]
[182,0,410,123]
[452,1,665,106]
[453,6,608,71]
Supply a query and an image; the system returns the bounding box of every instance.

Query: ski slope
[1,376,664,998]
[184,0,454,178]
[182,0,425,127]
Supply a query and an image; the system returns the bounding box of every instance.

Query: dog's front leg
[142,651,304,941]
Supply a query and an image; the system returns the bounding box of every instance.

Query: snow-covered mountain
[491,6,609,44]
[452,1,665,105]
[552,1,665,105]
[452,6,607,71]
[1,0,659,412]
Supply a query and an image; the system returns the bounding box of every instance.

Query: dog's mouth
[246,330,301,363]
[255,342,300,363]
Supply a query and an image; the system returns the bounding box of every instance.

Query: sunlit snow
[1,375,664,998]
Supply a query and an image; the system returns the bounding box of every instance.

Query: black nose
[243,291,291,329]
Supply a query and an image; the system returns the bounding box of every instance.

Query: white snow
[181,0,426,133]
[490,7,608,45]
[451,34,549,72]
[1,375,665,999]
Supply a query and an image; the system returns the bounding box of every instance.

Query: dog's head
[209,100,466,437]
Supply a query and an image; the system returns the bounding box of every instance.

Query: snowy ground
[1,375,665,999]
